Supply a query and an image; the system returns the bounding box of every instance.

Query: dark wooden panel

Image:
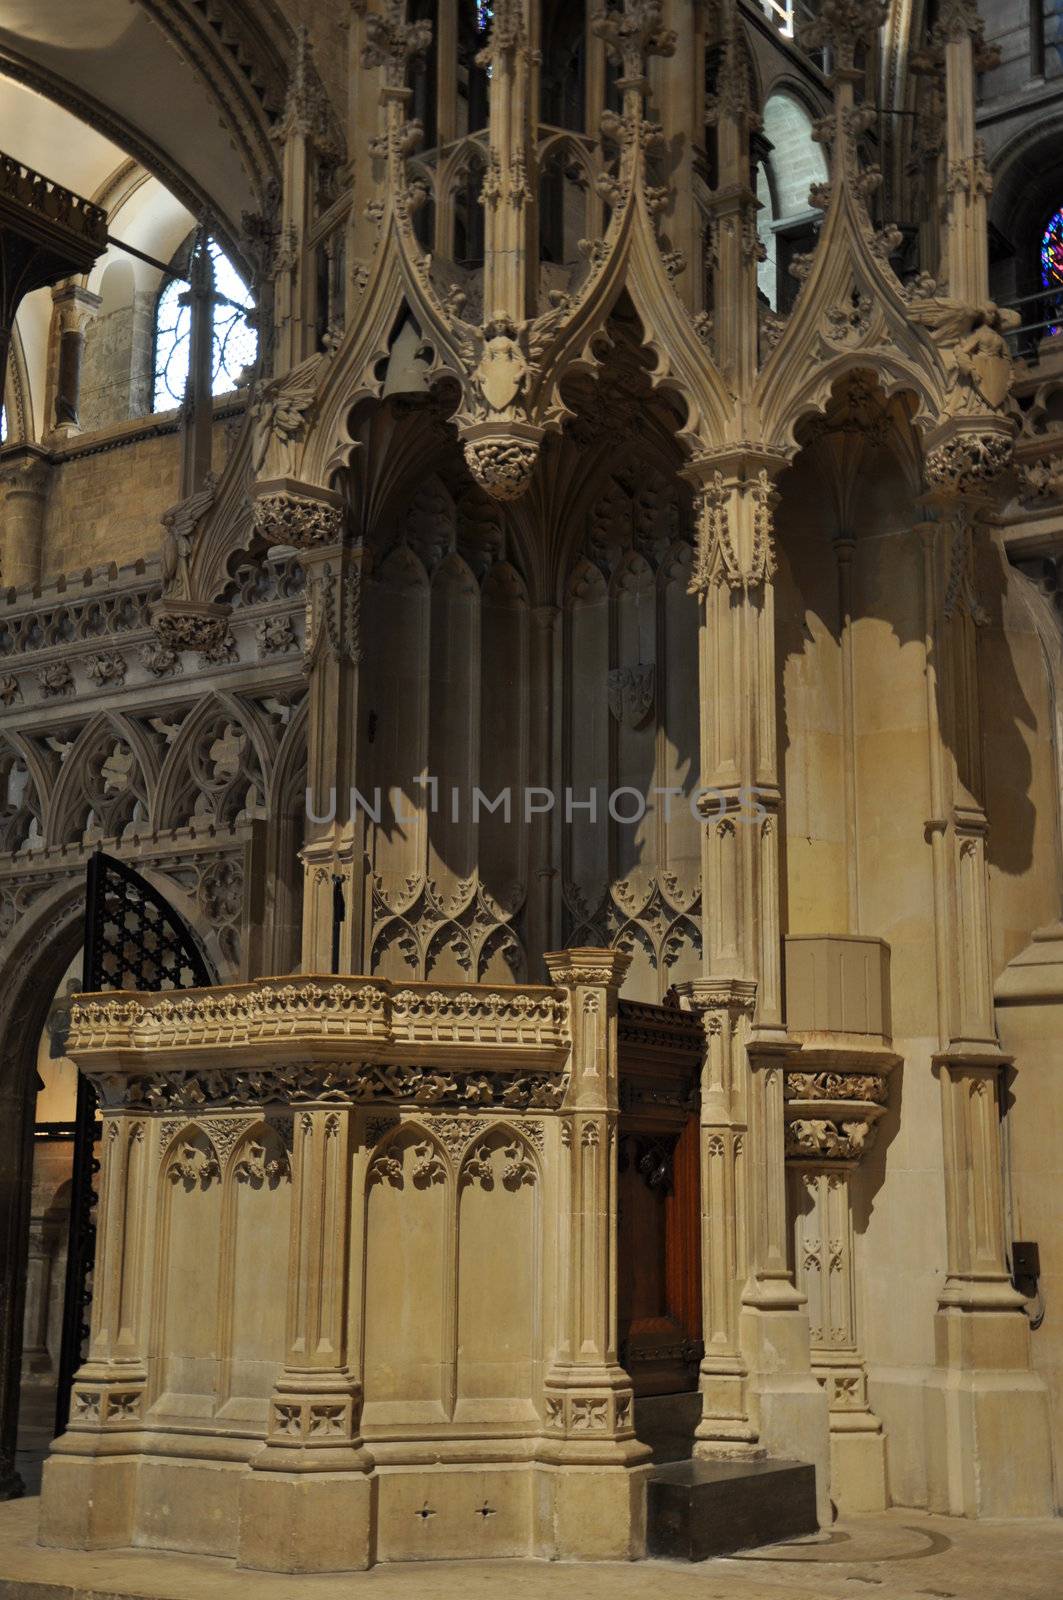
[617,999,703,1397]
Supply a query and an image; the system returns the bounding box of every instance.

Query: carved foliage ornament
[252,491,344,550]
[803,0,890,71]
[688,470,776,594]
[784,1068,888,1161]
[462,436,541,501]
[591,1,677,83]
[362,0,433,89]
[92,1062,570,1114]
[924,429,1012,490]
[785,1118,876,1160]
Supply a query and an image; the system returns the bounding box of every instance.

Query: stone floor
[0,1502,1058,1600]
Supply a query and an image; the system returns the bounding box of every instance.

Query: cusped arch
[366,1120,452,1191]
[158,1122,222,1192]
[224,1119,291,1190]
[45,709,155,849]
[768,349,941,467]
[153,692,271,833]
[456,1121,541,1191]
[564,554,609,611]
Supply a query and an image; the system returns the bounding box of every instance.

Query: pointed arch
[45,711,154,849]
[153,692,271,834]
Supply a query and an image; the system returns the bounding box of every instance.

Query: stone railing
[39,951,652,1571]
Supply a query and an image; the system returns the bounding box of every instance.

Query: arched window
[1041,206,1063,336]
[152,236,257,413]
[755,92,828,312]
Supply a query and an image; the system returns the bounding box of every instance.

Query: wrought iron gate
[54,852,215,1435]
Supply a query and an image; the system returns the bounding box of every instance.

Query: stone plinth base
[540,1463,650,1561]
[239,1470,376,1571]
[38,1453,136,1550]
[926,1309,1055,1518]
[38,1449,655,1568]
[830,1425,889,1514]
[646,1458,818,1560]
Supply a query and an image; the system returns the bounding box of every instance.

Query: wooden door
[617,999,703,1396]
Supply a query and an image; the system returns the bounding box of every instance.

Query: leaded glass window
[1042,208,1063,338]
[152,236,257,412]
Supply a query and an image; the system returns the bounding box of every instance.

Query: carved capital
[0,449,50,497]
[686,460,781,594]
[151,598,233,655]
[544,948,632,990]
[51,281,102,335]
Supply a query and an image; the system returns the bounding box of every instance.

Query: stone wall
[35,412,239,581]
[79,291,155,433]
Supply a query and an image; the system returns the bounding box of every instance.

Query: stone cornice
[68,975,572,1088]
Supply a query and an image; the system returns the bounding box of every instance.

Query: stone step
[646,1457,819,1561]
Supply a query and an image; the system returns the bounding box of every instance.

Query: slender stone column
[0,448,49,590]
[652,0,707,315]
[479,0,533,323]
[39,1113,151,1548]
[528,604,560,969]
[179,230,217,499]
[684,455,829,1511]
[239,1103,375,1571]
[939,0,994,306]
[541,948,650,1561]
[835,535,861,930]
[916,497,1054,1515]
[674,979,755,1445]
[21,1216,55,1378]
[250,480,366,975]
[49,283,100,437]
[784,1067,892,1512]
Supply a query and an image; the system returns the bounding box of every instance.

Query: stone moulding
[67,974,573,1099]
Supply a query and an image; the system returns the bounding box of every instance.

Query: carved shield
[970,350,1011,410]
[608,665,656,728]
[476,337,528,414]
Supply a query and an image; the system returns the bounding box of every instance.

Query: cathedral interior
[0,0,1061,1581]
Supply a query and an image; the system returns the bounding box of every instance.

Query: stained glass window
[1042,208,1063,338]
[153,236,257,412]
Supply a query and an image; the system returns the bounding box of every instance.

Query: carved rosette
[68,1381,145,1431]
[784,1068,889,1163]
